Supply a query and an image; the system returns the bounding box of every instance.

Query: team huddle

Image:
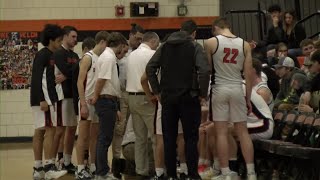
[30,18,276,180]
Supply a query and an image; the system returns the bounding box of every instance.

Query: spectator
[268,42,300,68]
[283,10,306,57]
[300,39,315,73]
[274,57,307,110]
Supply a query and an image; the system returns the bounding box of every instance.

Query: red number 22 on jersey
[223,48,239,64]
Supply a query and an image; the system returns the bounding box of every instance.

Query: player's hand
[155,94,161,104]
[80,104,89,119]
[249,40,257,49]
[147,94,158,105]
[55,74,66,84]
[88,96,98,105]
[40,101,48,111]
[199,97,208,107]
[298,104,313,113]
[117,110,122,121]
[246,100,252,115]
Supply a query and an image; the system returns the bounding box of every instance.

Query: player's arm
[243,41,253,112]
[146,44,163,96]
[204,38,217,74]
[53,51,73,79]
[257,87,271,104]
[77,55,91,106]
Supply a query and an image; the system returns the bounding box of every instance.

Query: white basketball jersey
[253,82,274,111]
[212,35,245,85]
[82,51,98,100]
[247,87,273,128]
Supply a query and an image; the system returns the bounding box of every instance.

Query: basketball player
[75,31,110,180]
[204,17,257,180]
[30,24,67,180]
[51,26,79,174]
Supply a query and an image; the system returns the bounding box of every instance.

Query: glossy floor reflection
[0,142,113,180]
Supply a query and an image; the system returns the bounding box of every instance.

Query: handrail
[294,11,320,39]
[225,10,267,40]
[295,11,320,26]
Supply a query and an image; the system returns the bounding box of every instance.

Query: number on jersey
[223,48,239,64]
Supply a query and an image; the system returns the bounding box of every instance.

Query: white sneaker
[95,172,120,180]
[247,173,257,180]
[200,167,221,179]
[211,171,238,180]
[45,168,67,179]
[33,167,45,180]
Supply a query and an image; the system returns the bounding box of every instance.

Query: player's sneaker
[153,174,165,180]
[62,162,77,174]
[75,168,93,180]
[95,172,120,180]
[200,167,221,179]
[44,164,67,180]
[33,167,45,180]
[198,164,208,173]
[211,171,238,180]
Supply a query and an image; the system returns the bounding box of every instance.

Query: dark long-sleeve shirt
[146,31,210,98]
[30,47,57,106]
[52,46,79,99]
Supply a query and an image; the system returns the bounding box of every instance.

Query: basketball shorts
[211,84,247,122]
[32,105,56,129]
[55,98,77,127]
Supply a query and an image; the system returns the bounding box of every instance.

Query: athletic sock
[63,154,71,166]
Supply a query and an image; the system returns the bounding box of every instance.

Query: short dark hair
[95,31,110,44]
[142,32,159,42]
[275,42,288,53]
[252,58,262,77]
[314,40,320,49]
[40,24,64,46]
[311,49,320,63]
[268,4,281,13]
[82,37,96,51]
[63,26,78,35]
[212,17,231,29]
[130,23,145,34]
[181,20,197,35]
[300,39,314,48]
[107,32,128,48]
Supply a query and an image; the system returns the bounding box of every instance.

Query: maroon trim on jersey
[248,118,269,134]
[212,36,219,55]
[220,34,238,39]
[44,107,53,127]
[57,100,63,126]
[153,102,159,135]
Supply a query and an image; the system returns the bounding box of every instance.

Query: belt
[128,92,146,95]
[99,94,118,101]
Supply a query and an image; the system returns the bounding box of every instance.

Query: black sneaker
[62,162,77,174]
[33,167,44,180]
[179,173,188,180]
[76,168,93,180]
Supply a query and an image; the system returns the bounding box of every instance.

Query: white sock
[221,167,231,175]
[44,159,53,166]
[180,163,188,174]
[90,163,96,172]
[198,158,205,165]
[63,154,71,166]
[78,165,85,172]
[34,160,42,168]
[213,158,220,170]
[156,168,164,176]
[246,163,255,174]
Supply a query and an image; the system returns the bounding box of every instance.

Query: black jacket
[30,47,57,106]
[285,24,306,49]
[146,31,210,99]
[52,46,79,99]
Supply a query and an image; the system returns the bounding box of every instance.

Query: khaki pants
[128,95,156,176]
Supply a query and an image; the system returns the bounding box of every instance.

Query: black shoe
[112,158,122,179]
[186,174,202,180]
[153,174,165,180]
[76,168,93,180]
[167,177,178,180]
[136,174,150,180]
[179,173,188,180]
[62,162,77,174]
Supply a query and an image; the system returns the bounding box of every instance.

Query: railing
[294,11,320,39]
[225,10,267,41]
